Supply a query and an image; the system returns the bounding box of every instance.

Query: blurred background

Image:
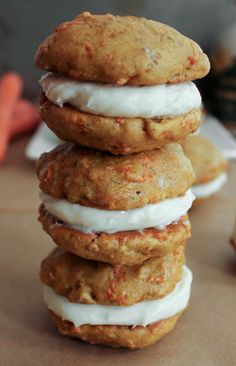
[1,3,236,363]
[1,0,236,97]
[1,0,236,164]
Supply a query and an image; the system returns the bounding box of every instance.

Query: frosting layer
[40,189,195,233]
[192,173,227,199]
[40,73,201,118]
[43,266,192,327]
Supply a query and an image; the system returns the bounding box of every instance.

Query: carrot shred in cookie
[188,56,196,65]
[42,163,53,183]
[113,266,126,281]
[115,117,125,125]
[107,280,116,299]
[148,319,164,332]
[116,77,129,85]
[84,42,94,57]
[118,294,127,305]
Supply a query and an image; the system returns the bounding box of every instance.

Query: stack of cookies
[35,13,210,349]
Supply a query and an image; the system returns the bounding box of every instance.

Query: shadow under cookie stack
[35,13,210,349]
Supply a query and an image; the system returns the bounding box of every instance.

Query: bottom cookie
[49,310,183,349]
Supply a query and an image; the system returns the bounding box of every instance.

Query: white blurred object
[201,114,236,159]
[25,115,236,160]
[25,123,60,160]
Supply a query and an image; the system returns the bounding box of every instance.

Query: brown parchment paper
[1,137,236,366]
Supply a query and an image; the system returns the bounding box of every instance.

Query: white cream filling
[43,265,192,327]
[191,172,227,199]
[40,189,195,233]
[40,73,201,118]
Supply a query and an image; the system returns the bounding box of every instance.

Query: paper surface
[1,137,236,366]
[25,123,60,160]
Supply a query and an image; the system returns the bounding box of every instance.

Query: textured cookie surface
[35,12,210,85]
[37,143,194,210]
[181,135,228,184]
[40,94,201,154]
[49,310,182,349]
[40,246,185,306]
[39,205,190,265]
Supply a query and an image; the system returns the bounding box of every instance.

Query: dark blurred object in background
[210,24,236,136]
[1,0,236,100]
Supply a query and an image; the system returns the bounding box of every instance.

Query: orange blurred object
[10,99,40,138]
[0,72,40,162]
[0,72,23,161]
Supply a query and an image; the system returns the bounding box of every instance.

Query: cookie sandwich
[36,12,209,155]
[37,143,194,265]
[40,247,191,349]
[181,135,228,202]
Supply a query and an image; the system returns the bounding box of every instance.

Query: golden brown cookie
[181,135,228,185]
[35,13,210,85]
[37,142,194,210]
[49,310,183,349]
[39,205,190,265]
[40,246,185,306]
[40,94,201,154]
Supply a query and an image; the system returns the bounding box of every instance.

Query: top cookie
[35,12,210,85]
